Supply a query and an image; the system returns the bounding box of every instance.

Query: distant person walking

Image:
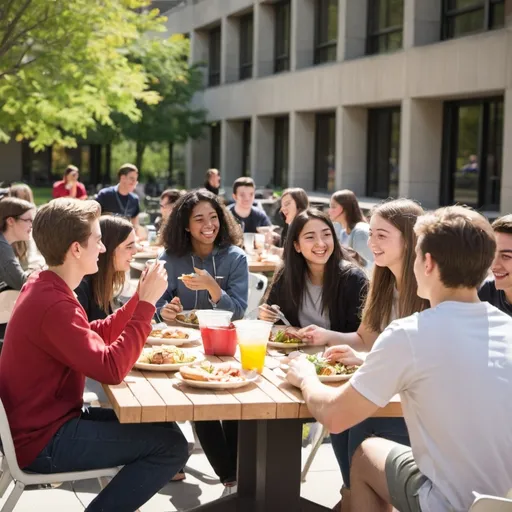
[52,165,87,200]
[95,164,141,228]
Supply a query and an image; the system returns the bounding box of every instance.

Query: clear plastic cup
[195,310,235,356]
[233,320,273,373]
[243,233,256,254]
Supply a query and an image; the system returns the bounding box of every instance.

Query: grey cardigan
[0,233,29,293]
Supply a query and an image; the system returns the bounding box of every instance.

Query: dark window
[239,13,254,80]
[367,107,401,199]
[440,97,503,210]
[274,116,289,188]
[442,0,504,39]
[208,26,221,86]
[242,120,251,177]
[367,0,404,55]
[210,123,221,169]
[314,0,338,64]
[274,1,291,73]
[314,113,336,192]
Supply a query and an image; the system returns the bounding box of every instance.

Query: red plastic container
[200,325,238,356]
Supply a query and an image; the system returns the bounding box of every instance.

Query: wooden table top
[248,260,279,273]
[103,346,402,425]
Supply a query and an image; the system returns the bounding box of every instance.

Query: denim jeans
[331,417,410,488]
[25,407,189,512]
[194,420,238,484]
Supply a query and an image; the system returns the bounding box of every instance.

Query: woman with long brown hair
[328,189,373,268]
[278,187,309,246]
[75,215,137,321]
[299,199,429,511]
[259,209,367,332]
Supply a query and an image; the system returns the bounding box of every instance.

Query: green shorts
[385,445,428,512]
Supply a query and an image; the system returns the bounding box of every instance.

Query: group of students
[0,168,510,511]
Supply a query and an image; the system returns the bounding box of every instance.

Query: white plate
[146,327,200,345]
[175,310,200,329]
[279,363,353,383]
[134,353,204,372]
[174,371,258,390]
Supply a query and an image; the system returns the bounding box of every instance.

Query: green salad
[306,354,358,377]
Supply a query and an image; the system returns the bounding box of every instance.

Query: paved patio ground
[0,441,342,511]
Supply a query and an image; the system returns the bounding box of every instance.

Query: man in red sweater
[0,199,188,512]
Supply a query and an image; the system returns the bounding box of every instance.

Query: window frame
[366,106,401,199]
[440,96,504,210]
[273,116,290,188]
[274,0,291,73]
[441,0,505,40]
[314,112,336,192]
[241,119,252,177]
[210,123,221,170]
[366,0,404,56]
[239,13,254,80]
[314,0,338,65]
[208,25,221,87]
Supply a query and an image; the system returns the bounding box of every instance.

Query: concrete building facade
[164,0,512,214]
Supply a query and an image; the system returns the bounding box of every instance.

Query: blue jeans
[25,407,189,512]
[331,417,410,488]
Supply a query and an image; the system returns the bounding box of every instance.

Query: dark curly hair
[162,189,242,257]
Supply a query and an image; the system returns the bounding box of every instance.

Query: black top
[204,182,219,195]
[75,276,112,322]
[228,205,271,233]
[478,280,512,317]
[95,185,140,219]
[266,265,368,333]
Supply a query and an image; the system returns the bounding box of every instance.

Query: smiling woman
[75,215,136,321]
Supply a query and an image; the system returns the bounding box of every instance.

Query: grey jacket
[156,245,249,320]
[0,233,29,293]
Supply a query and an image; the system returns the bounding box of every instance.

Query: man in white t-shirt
[287,206,512,512]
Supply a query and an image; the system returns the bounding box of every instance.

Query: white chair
[0,398,119,512]
[470,494,512,512]
[246,272,268,318]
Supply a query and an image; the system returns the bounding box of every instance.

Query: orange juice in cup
[233,320,273,373]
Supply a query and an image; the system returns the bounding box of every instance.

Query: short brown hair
[117,163,138,178]
[492,214,512,235]
[33,199,101,266]
[415,206,496,289]
[233,177,255,195]
[160,188,185,205]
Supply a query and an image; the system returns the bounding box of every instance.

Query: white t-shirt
[350,301,512,512]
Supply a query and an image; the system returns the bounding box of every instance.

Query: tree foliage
[0,0,166,150]
[115,34,207,170]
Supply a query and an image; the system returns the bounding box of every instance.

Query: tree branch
[0,0,32,53]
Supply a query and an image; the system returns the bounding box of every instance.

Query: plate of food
[147,325,200,345]
[175,361,258,390]
[268,326,307,349]
[306,354,358,382]
[135,346,204,371]
[175,310,200,328]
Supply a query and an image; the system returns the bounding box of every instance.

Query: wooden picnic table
[248,260,279,273]
[104,345,401,512]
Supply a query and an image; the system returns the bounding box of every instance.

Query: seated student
[328,189,373,270]
[52,165,87,200]
[478,214,512,315]
[278,187,309,247]
[0,197,36,339]
[297,199,428,509]
[0,199,188,512]
[204,168,221,196]
[227,177,271,233]
[288,206,512,512]
[259,209,367,333]
[155,188,185,233]
[76,215,137,321]
[157,189,248,488]
[157,189,248,322]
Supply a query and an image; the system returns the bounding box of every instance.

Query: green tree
[115,34,207,175]
[0,0,166,150]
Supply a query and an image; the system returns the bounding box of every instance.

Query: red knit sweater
[0,271,154,468]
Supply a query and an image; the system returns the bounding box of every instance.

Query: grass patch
[32,187,53,206]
